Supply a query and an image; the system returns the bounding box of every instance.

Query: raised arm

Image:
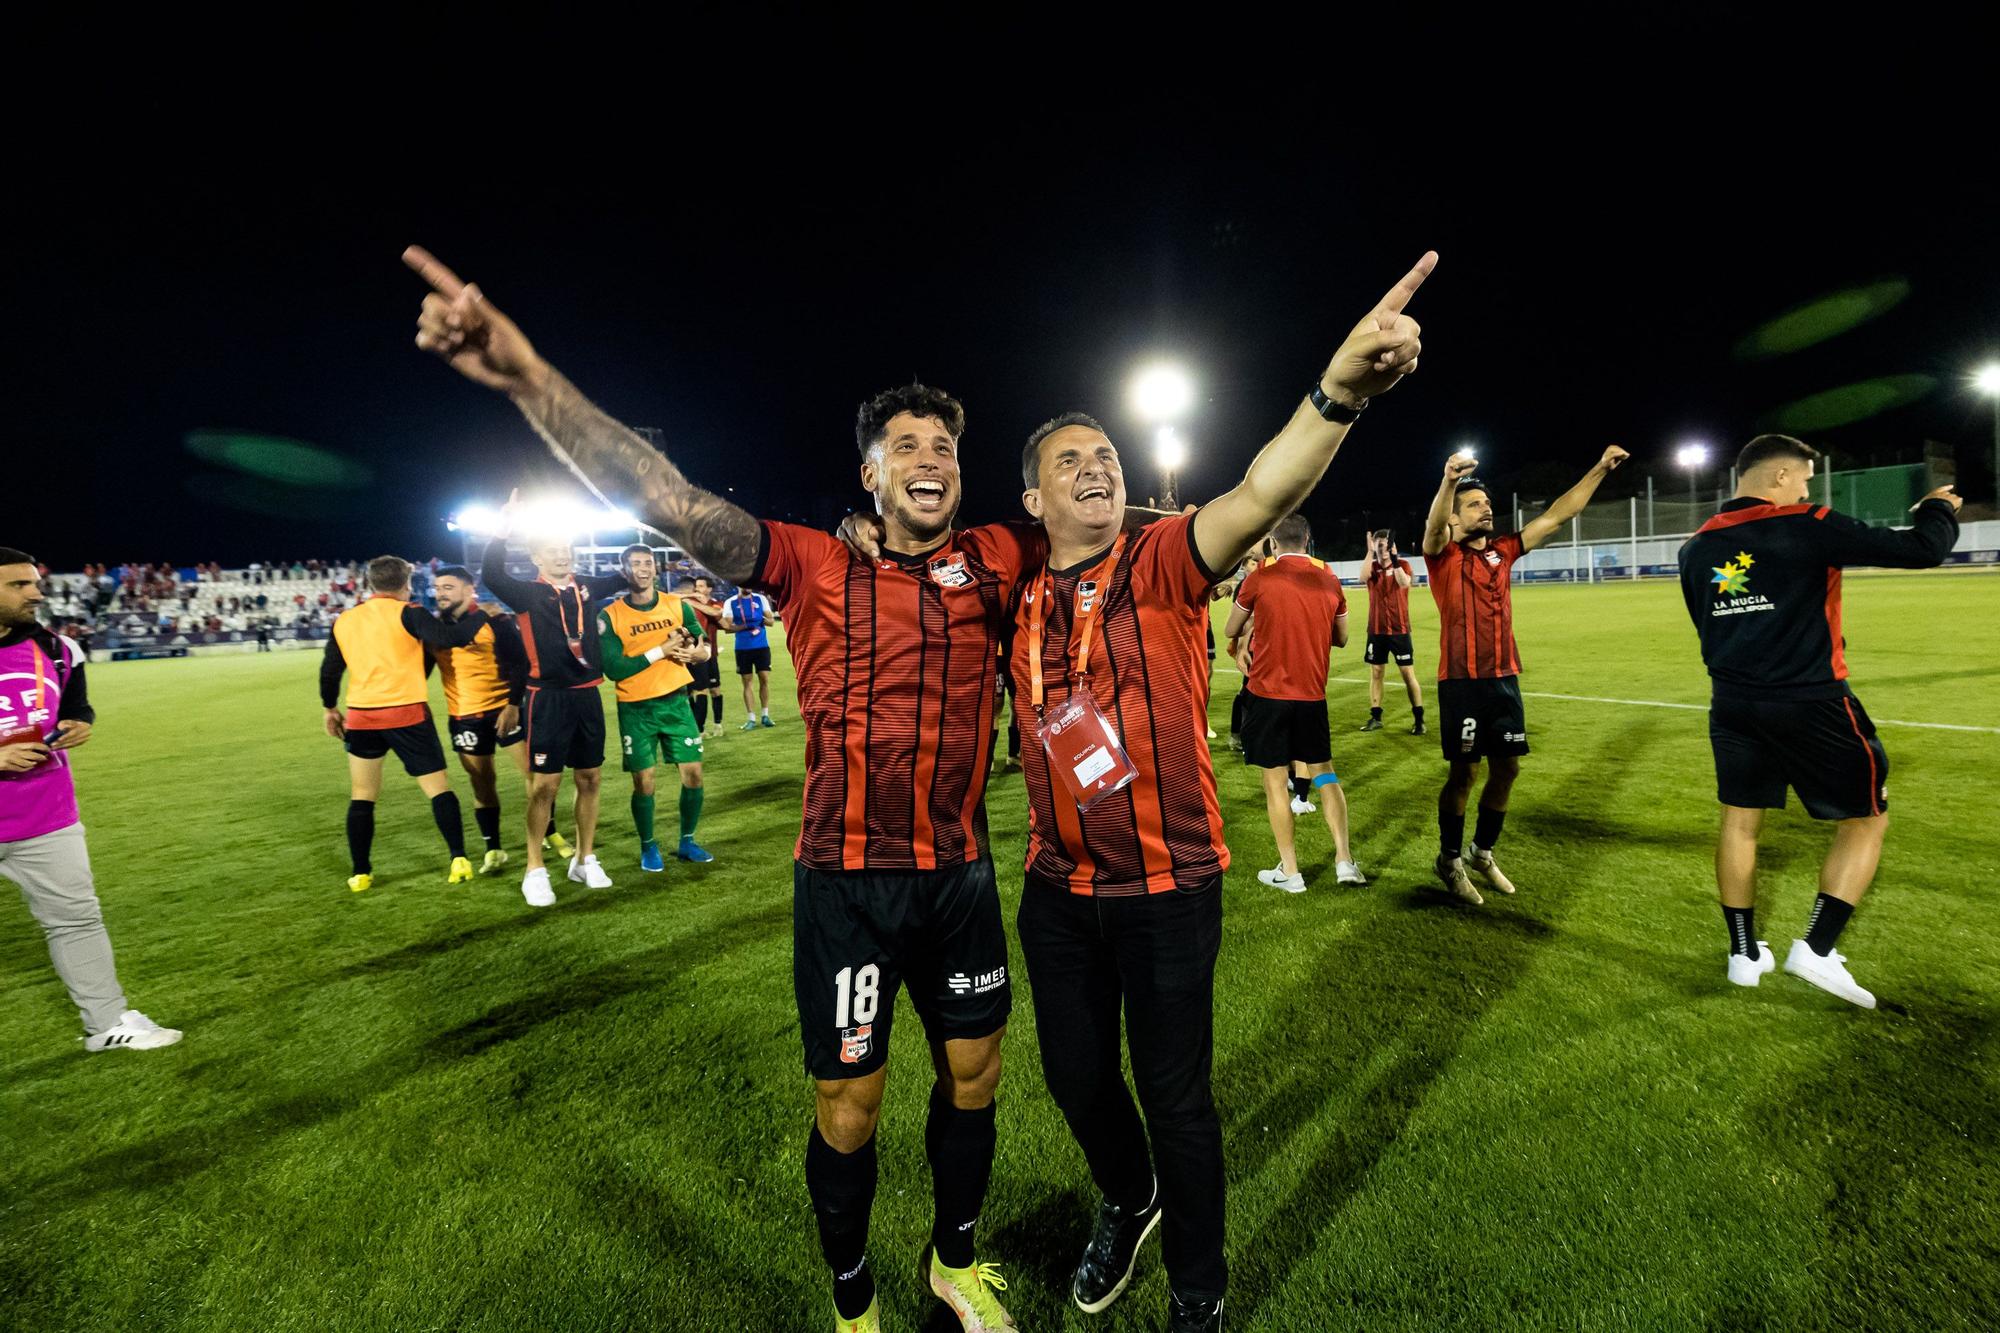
[1192,252,1436,573]
[1423,455,1478,556]
[480,536,538,612]
[1816,490,1961,568]
[1520,446,1630,552]
[404,246,762,582]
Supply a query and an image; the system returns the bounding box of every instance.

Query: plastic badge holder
[1037,689,1137,812]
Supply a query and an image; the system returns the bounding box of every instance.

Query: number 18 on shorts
[791,859,1012,1079]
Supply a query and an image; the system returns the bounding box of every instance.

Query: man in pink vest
[0,547,181,1052]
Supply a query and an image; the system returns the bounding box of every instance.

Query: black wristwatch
[1308,382,1366,423]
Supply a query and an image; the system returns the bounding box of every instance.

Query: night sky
[14,61,1996,570]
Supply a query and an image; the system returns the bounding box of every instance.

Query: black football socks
[430,791,467,859]
[806,1125,877,1320]
[925,1086,996,1271]
[1438,794,1465,863]
[474,804,502,852]
[347,799,375,874]
[1473,805,1506,854]
[1723,905,1758,959]
[1804,894,1855,957]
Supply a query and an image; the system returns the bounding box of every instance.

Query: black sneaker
[1071,1184,1163,1313]
[1168,1290,1224,1331]
[1410,719,1427,735]
[1358,715,1384,731]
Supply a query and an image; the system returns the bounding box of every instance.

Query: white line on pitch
[1213,669,2000,735]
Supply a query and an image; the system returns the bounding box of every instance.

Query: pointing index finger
[402,245,467,299]
[1375,250,1439,319]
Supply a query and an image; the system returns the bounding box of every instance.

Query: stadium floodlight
[1130,363,1194,423]
[1676,442,1711,513]
[1977,364,2000,503]
[606,509,640,530]
[450,504,503,537]
[1152,426,1187,509]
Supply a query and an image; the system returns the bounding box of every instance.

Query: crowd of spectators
[36,560,387,650]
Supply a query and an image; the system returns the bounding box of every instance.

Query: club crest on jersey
[928,553,971,589]
[1483,550,1501,565]
[1076,580,1101,613]
[534,752,548,767]
[838,1024,873,1064]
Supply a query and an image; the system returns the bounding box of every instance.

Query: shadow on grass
[1753,988,2000,1328]
[13,900,789,1211]
[1218,716,1667,1328]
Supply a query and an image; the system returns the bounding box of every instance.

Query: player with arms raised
[1421,447,1627,905]
[405,247,1033,1333]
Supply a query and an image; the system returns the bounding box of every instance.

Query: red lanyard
[1027,534,1124,713]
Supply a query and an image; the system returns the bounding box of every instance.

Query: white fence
[1329,520,2000,585]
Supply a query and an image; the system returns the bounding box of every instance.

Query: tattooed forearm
[514,368,762,582]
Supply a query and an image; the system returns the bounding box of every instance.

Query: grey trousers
[1,822,128,1034]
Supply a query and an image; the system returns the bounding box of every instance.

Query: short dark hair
[433,565,474,583]
[366,555,412,592]
[1271,512,1312,551]
[0,546,34,567]
[1736,434,1820,474]
[1452,478,1491,510]
[620,543,654,567]
[855,384,965,458]
[692,574,713,587]
[1371,528,1394,544]
[1022,412,1109,489]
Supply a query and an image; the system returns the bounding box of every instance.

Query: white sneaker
[85,1010,183,1052]
[1289,796,1316,815]
[521,867,556,908]
[1435,854,1483,905]
[1783,940,1876,1009]
[1205,727,1217,739]
[1335,860,1368,886]
[1466,848,1517,895]
[1728,943,1776,988]
[1257,865,1307,894]
[569,854,613,889]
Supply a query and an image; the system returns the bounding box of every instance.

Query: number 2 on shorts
[833,964,880,1028]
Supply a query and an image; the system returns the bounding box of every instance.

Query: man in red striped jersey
[1421,446,1627,904]
[407,249,1029,1333]
[1359,528,1424,733]
[1013,252,1435,1333]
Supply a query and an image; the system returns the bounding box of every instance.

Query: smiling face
[1025,424,1126,553]
[861,410,961,549]
[623,549,657,595]
[528,537,575,581]
[433,574,477,616]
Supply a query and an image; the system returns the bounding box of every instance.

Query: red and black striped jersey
[1013,513,1229,897]
[751,519,1040,871]
[1365,557,1414,634]
[1424,534,1524,681]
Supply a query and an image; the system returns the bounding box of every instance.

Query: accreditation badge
[1036,688,1137,812]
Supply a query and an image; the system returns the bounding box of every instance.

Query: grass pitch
[3,575,1996,1331]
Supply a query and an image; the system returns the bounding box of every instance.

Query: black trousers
[1017,874,1226,1299]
